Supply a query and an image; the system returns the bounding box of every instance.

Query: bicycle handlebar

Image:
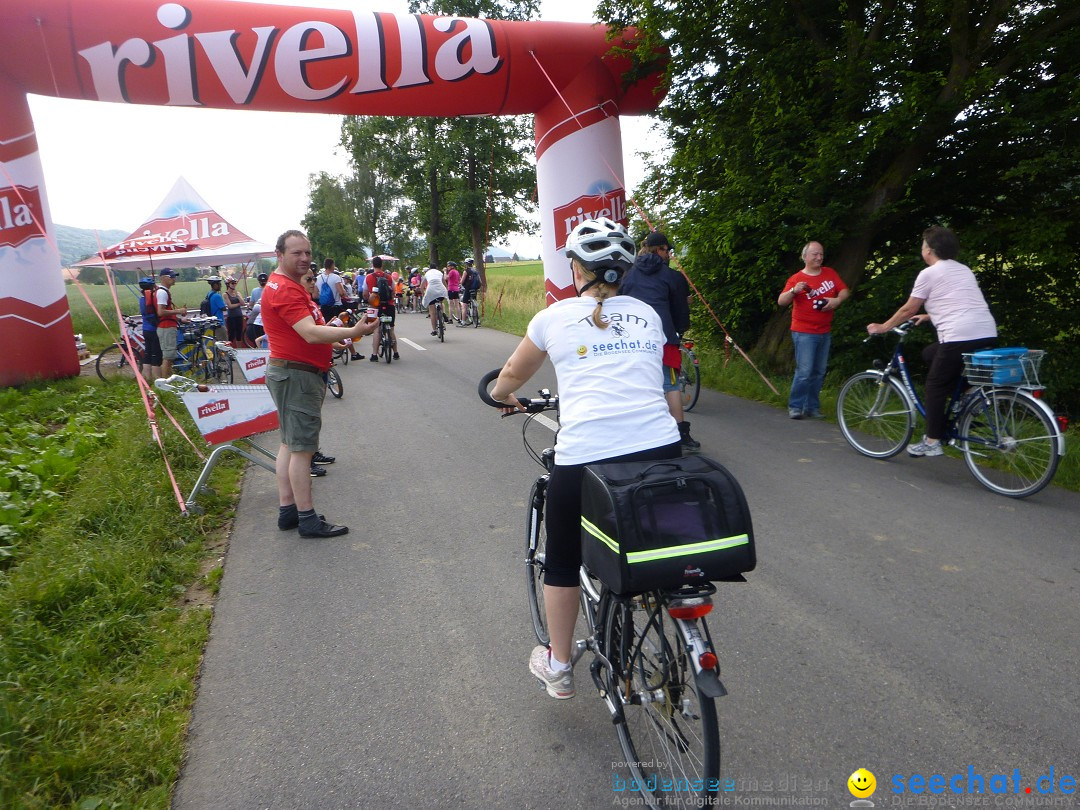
[477,367,558,414]
[864,318,920,344]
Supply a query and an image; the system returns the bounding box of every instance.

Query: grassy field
[10,259,1073,807]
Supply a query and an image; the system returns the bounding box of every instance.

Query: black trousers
[922,337,996,440]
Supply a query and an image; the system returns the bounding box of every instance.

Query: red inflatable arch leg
[0,75,80,386]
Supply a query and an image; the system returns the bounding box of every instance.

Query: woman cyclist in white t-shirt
[490,218,681,700]
[867,226,997,457]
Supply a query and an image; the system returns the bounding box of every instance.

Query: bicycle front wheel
[525,477,549,646]
[96,343,142,381]
[959,390,1060,497]
[605,597,720,805]
[326,368,344,398]
[680,349,701,412]
[212,346,234,384]
[837,372,914,458]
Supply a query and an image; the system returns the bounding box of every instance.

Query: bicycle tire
[605,596,720,805]
[212,346,234,384]
[95,343,143,381]
[959,389,1060,498]
[437,305,445,342]
[525,476,550,646]
[837,372,914,458]
[326,367,344,398]
[381,333,393,364]
[680,348,701,412]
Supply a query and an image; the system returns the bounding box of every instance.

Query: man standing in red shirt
[262,230,377,537]
[778,241,850,419]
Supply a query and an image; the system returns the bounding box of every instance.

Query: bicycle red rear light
[1031,389,1043,399]
[1057,415,1069,433]
[667,598,713,620]
[698,652,718,671]
[684,340,695,349]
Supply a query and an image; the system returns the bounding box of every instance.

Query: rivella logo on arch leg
[553,188,627,251]
[0,186,45,250]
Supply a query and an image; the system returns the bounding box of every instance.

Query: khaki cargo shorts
[265,365,326,452]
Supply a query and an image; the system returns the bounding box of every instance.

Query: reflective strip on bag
[582,516,749,564]
[626,535,750,565]
[581,517,620,553]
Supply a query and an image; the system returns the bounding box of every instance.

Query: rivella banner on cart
[0,0,663,386]
[181,385,279,445]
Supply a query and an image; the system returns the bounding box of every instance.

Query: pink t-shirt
[910,259,996,343]
[446,268,461,292]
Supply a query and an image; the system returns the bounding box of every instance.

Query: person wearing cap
[316,258,345,322]
[138,277,163,379]
[262,229,378,538]
[620,230,701,451]
[223,277,246,347]
[155,268,186,377]
[248,272,269,307]
[778,241,849,419]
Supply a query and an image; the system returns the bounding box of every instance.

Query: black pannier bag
[580,455,755,594]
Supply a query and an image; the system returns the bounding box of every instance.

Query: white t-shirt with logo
[525,296,680,465]
[910,259,997,343]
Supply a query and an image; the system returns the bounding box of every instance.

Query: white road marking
[399,337,426,351]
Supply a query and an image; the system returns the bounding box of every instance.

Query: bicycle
[326,354,344,398]
[836,320,1066,498]
[433,298,446,343]
[463,291,481,328]
[96,316,146,381]
[678,338,701,412]
[175,317,226,382]
[377,313,395,363]
[478,369,728,807]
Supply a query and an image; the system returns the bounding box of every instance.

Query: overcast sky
[27,0,665,259]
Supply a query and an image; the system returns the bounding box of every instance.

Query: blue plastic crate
[964,348,1029,386]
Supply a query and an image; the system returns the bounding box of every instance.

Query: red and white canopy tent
[74,177,275,273]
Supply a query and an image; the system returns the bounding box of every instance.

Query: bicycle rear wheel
[326,367,344,398]
[679,348,701,412]
[837,372,914,458]
[437,306,445,342]
[525,477,549,646]
[381,334,393,364]
[959,390,1060,497]
[96,343,142,381]
[605,596,720,806]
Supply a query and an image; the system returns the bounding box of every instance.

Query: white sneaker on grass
[529,645,574,699]
[907,436,944,457]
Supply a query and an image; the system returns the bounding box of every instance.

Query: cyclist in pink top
[445,261,463,324]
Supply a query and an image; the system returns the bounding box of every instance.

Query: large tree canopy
[599,0,1080,409]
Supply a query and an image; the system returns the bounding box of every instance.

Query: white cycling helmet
[565,217,636,273]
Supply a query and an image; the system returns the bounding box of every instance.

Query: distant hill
[54,224,129,268]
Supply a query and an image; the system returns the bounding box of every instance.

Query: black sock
[279,504,298,520]
[298,508,319,530]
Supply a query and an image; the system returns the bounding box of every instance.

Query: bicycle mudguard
[695,668,728,699]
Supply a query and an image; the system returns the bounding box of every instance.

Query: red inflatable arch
[0,0,662,386]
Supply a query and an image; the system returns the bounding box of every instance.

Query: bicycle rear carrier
[963,348,1044,388]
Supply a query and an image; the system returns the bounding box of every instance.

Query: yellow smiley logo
[576,345,588,356]
[848,768,876,798]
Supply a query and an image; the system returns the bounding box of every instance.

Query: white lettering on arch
[274,21,350,101]
[78,39,155,103]
[432,17,501,82]
[196,27,277,104]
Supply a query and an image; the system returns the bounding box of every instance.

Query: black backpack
[200,292,213,316]
[376,274,394,306]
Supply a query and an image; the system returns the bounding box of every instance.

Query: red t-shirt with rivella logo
[783,266,847,334]
[261,273,331,370]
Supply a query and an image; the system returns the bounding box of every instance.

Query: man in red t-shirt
[778,241,850,419]
[262,229,377,538]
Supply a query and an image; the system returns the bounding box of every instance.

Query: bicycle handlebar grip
[477,367,537,410]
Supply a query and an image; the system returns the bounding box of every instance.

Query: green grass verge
[0,377,243,809]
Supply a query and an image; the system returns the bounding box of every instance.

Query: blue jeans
[789,331,832,414]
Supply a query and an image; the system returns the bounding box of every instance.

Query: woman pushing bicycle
[489,218,682,699]
[867,226,997,457]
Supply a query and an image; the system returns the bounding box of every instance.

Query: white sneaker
[907,436,944,457]
[529,645,574,699]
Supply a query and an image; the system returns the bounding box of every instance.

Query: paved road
[173,311,1079,809]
